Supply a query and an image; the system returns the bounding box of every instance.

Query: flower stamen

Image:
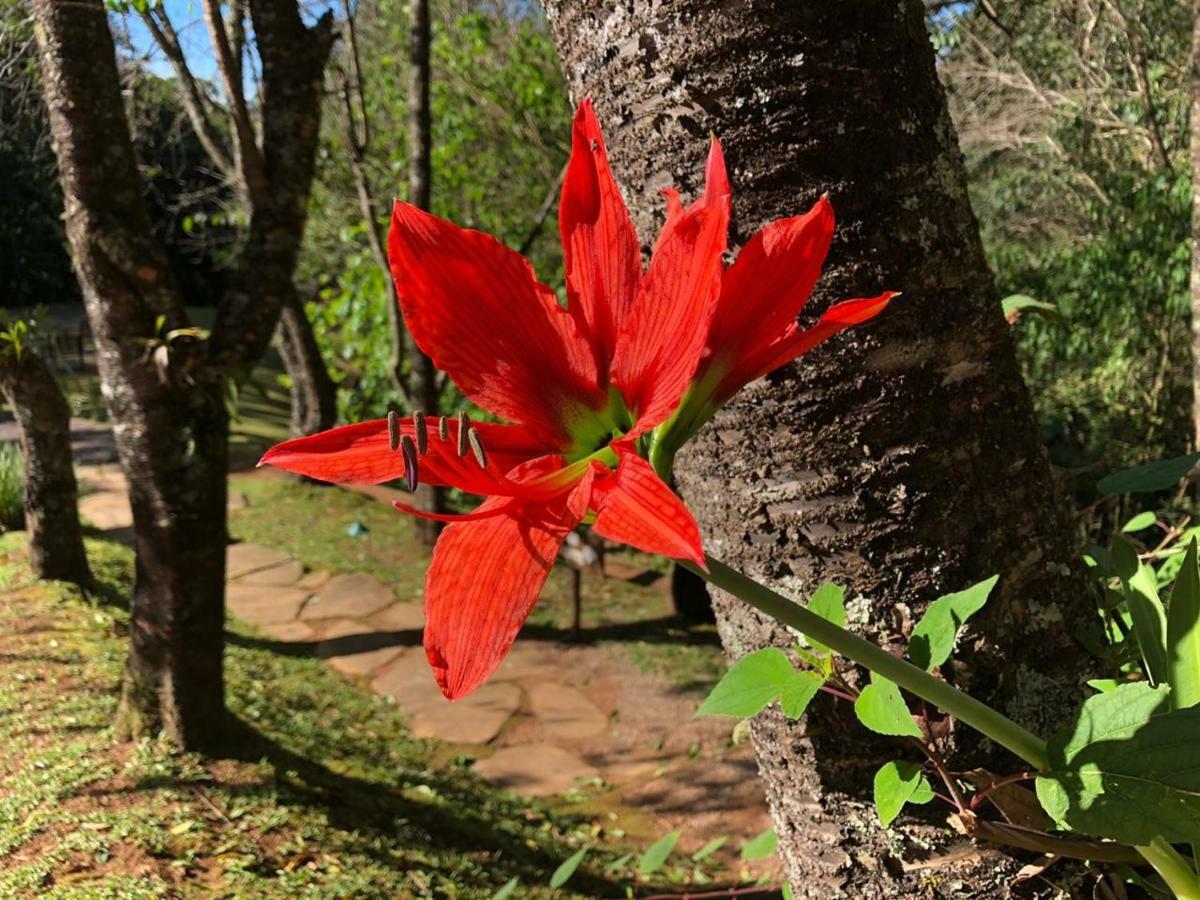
[400,434,419,491]
[387,410,400,452]
[414,411,429,455]
[457,411,470,457]
[467,427,487,469]
[438,416,449,442]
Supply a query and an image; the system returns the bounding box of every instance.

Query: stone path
[46,424,773,861]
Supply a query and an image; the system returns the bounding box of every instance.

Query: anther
[414,411,428,455]
[438,416,449,442]
[467,427,487,469]
[387,410,400,452]
[400,434,419,492]
[457,411,470,457]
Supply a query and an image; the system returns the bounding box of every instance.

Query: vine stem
[684,556,1200,898]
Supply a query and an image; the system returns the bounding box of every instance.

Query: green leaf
[805,583,845,654]
[602,853,632,874]
[1121,562,1169,685]
[780,671,824,719]
[910,775,936,805]
[1098,453,1200,495]
[696,648,793,718]
[1167,538,1200,710]
[854,673,922,738]
[873,760,926,828]
[1002,293,1061,324]
[908,576,998,670]
[549,847,588,888]
[491,877,520,899]
[1087,679,1120,693]
[1122,511,1158,533]
[1035,682,1200,844]
[690,836,728,862]
[1110,535,1141,581]
[637,829,682,877]
[740,828,777,861]
[782,884,795,900]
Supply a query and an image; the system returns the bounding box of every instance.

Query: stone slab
[473,743,600,796]
[365,602,425,634]
[255,620,315,643]
[78,492,132,531]
[299,572,394,621]
[226,584,310,626]
[526,682,607,740]
[237,560,305,587]
[296,568,332,590]
[227,544,294,580]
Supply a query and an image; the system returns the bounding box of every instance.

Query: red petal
[707,195,835,366]
[611,200,728,437]
[702,135,731,213]
[592,446,706,568]
[717,292,896,402]
[391,500,513,523]
[258,417,548,495]
[560,99,642,363]
[423,469,594,699]
[390,202,603,448]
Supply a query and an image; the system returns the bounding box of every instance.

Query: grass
[0,533,637,898]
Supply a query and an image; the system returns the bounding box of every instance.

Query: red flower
[260,100,891,700]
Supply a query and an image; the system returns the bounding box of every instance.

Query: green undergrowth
[0,533,633,898]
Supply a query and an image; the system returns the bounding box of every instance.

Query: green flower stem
[686,556,1200,897]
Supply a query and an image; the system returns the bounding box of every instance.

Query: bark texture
[0,348,90,585]
[276,289,337,436]
[31,0,331,749]
[543,2,1094,895]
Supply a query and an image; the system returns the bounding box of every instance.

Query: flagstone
[227,543,294,580]
[364,601,425,634]
[473,743,600,796]
[226,584,310,626]
[237,559,304,587]
[526,682,608,740]
[254,620,316,643]
[296,568,332,590]
[78,492,132,531]
[489,643,559,683]
[299,572,394,620]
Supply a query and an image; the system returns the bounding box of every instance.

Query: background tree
[936,0,1193,474]
[544,0,1098,893]
[133,0,337,437]
[31,0,333,748]
[0,319,90,585]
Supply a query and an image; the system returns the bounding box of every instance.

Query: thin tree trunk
[276,288,337,436]
[407,0,445,543]
[1191,0,1200,452]
[544,2,1095,895]
[32,0,332,750]
[0,348,90,585]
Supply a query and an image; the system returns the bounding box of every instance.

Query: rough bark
[407,0,446,543]
[32,0,332,750]
[543,2,1095,895]
[0,348,91,585]
[276,289,337,436]
[1191,0,1200,452]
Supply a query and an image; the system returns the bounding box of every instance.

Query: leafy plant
[0,442,23,533]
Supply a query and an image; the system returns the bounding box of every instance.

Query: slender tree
[544,1,1096,893]
[138,0,337,437]
[0,335,90,585]
[31,0,333,748]
[404,0,446,540]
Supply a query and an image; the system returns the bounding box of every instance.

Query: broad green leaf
[873,760,925,828]
[549,847,588,888]
[1122,511,1158,533]
[1002,293,1060,324]
[1087,679,1119,693]
[782,884,795,900]
[780,671,824,719]
[1167,538,1200,710]
[908,576,998,670]
[854,674,922,738]
[491,877,520,899]
[696,648,794,718]
[637,829,681,876]
[740,828,777,861]
[1035,682,1200,844]
[690,836,727,862]
[805,583,845,654]
[1097,453,1200,495]
[910,775,935,805]
[1109,535,1140,581]
[1121,562,1168,685]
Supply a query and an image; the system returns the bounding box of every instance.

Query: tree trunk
[407,0,446,543]
[1191,0,1200,452]
[543,2,1095,895]
[0,348,91,585]
[276,288,337,436]
[32,0,331,750]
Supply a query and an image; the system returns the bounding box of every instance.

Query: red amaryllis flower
[260,100,891,700]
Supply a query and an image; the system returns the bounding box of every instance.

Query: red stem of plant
[969,771,1036,811]
[638,885,782,900]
